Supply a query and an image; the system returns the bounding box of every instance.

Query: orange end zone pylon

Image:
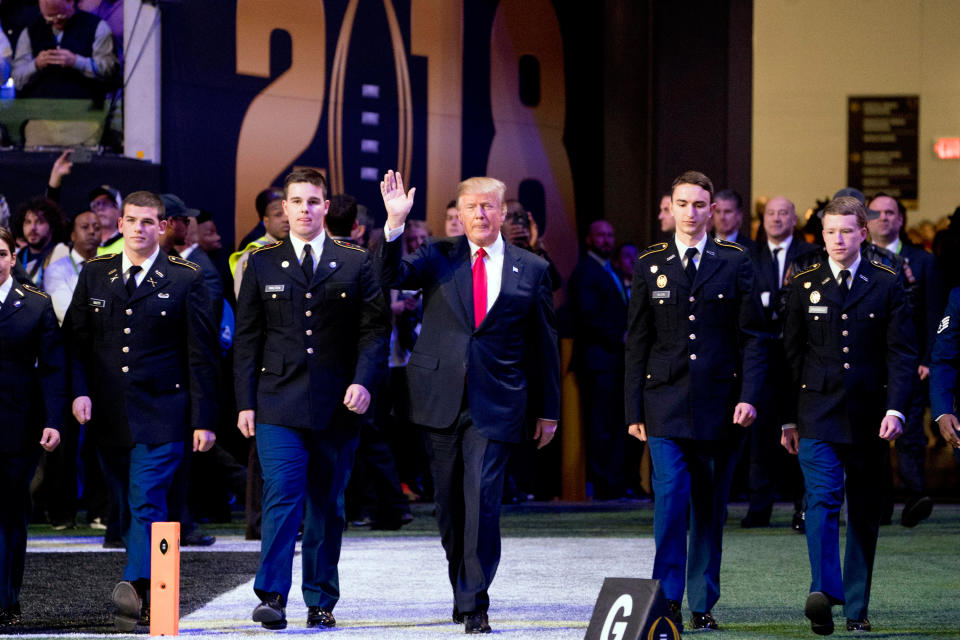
[150,522,180,636]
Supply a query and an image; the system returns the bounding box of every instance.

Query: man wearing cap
[780,196,916,635]
[625,170,767,631]
[868,193,943,527]
[231,188,289,299]
[64,190,219,631]
[164,193,223,320]
[89,185,124,254]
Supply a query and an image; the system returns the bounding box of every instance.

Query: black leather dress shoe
[0,603,22,626]
[804,591,834,636]
[792,511,806,533]
[464,611,491,634]
[666,600,683,629]
[181,532,216,547]
[691,611,719,630]
[741,507,772,528]
[252,593,286,630]
[452,605,464,624]
[306,606,336,628]
[846,618,871,632]
[112,581,142,632]
[901,495,933,528]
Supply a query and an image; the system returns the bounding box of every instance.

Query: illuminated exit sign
[934,137,960,159]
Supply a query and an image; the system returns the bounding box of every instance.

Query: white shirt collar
[289,230,326,263]
[0,276,13,304]
[122,244,160,277]
[467,232,505,261]
[768,234,793,254]
[882,238,901,255]
[70,247,88,266]
[828,252,862,282]
[674,233,708,260]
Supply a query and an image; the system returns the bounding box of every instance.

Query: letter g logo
[600,593,633,640]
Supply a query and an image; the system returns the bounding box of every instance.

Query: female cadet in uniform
[0,226,64,625]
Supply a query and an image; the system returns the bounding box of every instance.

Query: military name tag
[158,292,170,299]
[809,305,828,314]
[652,290,671,299]
[88,298,106,308]
[265,285,285,293]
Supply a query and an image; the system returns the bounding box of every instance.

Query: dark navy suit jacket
[568,254,627,373]
[899,242,944,366]
[782,250,917,443]
[930,287,960,419]
[377,234,560,443]
[624,237,767,440]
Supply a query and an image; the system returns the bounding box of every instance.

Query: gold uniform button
[814,315,819,321]
[689,354,697,361]
[123,328,131,334]
[340,292,347,298]
[125,308,133,316]
[175,383,181,389]
[161,311,166,316]
[305,292,312,299]
[689,296,695,302]
[842,346,849,353]
[261,367,266,372]
[869,312,875,318]
[121,366,129,373]
[689,334,696,340]
[646,374,652,379]
[658,300,664,305]
[122,346,129,353]
[842,330,849,337]
[305,310,312,317]
[841,313,848,320]
[688,315,696,321]
[307,347,314,354]
[272,294,277,299]
[305,329,313,336]
[717,293,724,299]
[802,383,807,389]
[843,362,851,369]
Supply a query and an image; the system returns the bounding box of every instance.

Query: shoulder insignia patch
[168,255,199,271]
[714,238,744,252]
[792,263,821,279]
[252,240,283,254]
[333,239,366,252]
[638,242,668,260]
[87,253,117,263]
[870,259,896,275]
[21,283,50,298]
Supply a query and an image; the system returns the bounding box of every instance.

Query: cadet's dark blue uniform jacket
[782,250,917,443]
[624,237,767,439]
[930,287,960,419]
[65,251,219,446]
[0,277,65,452]
[233,237,389,431]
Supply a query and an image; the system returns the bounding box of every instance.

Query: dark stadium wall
[158,1,751,269]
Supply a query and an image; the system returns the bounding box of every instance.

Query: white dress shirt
[122,246,160,287]
[44,248,87,324]
[767,234,794,290]
[288,231,326,266]
[0,274,12,305]
[673,233,708,270]
[466,233,505,314]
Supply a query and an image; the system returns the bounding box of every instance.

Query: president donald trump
[379,170,560,634]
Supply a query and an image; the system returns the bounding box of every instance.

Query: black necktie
[771,247,783,291]
[684,247,698,284]
[302,244,314,281]
[838,269,850,299]
[126,265,142,297]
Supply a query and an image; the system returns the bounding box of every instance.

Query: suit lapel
[691,240,722,292]
[279,240,309,288]
[310,237,341,288]
[816,263,844,307]
[843,263,872,310]
[130,250,172,303]
[451,237,475,328]
[661,245,688,293]
[480,243,525,328]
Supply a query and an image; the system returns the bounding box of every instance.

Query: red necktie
[473,247,487,328]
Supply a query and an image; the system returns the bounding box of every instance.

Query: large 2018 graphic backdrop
[161,0,579,277]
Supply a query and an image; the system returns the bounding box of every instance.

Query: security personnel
[930,287,960,462]
[234,169,389,631]
[65,191,219,632]
[625,170,767,631]
[0,227,64,626]
[780,196,916,636]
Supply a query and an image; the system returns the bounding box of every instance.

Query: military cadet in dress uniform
[234,169,389,631]
[780,196,916,636]
[624,170,767,631]
[930,286,960,463]
[65,191,219,631]
[0,227,64,627]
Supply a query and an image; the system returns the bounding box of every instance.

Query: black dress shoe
[452,604,464,624]
[0,603,22,626]
[182,532,216,547]
[804,591,834,636]
[741,512,771,528]
[252,592,287,630]
[306,606,336,628]
[666,599,683,630]
[792,511,806,533]
[691,611,719,630]
[464,610,491,634]
[846,618,871,631]
[901,495,933,528]
[112,581,142,632]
